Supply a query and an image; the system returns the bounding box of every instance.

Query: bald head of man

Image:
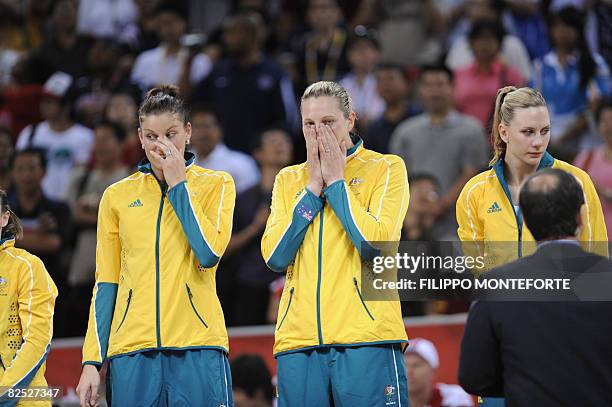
[519,168,585,241]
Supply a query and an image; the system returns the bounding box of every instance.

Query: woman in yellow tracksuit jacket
[261,81,410,407]
[0,189,58,407]
[76,86,235,407]
[456,87,608,407]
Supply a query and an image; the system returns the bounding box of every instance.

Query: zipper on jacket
[0,355,5,370]
[277,287,294,331]
[316,209,324,345]
[186,284,208,328]
[115,289,133,332]
[155,184,167,347]
[353,277,375,320]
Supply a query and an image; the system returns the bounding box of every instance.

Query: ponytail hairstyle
[0,189,22,240]
[138,85,189,126]
[490,86,547,166]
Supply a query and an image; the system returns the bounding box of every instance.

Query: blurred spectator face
[550,20,578,50]
[157,11,186,45]
[136,0,161,15]
[348,39,380,74]
[376,68,409,105]
[254,130,293,167]
[51,0,77,32]
[223,18,258,58]
[470,32,501,64]
[404,352,435,396]
[0,130,13,170]
[94,125,124,167]
[307,0,341,33]
[40,96,64,121]
[420,71,453,114]
[190,112,223,157]
[598,107,612,145]
[89,40,119,73]
[468,0,499,23]
[409,178,439,216]
[106,93,138,132]
[13,152,45,193]
[500,106,550,167]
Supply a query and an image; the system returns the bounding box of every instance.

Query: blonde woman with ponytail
[0,189,58,406]
[457,86,607,268]
[457,87,608,406]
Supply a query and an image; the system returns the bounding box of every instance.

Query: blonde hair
[301,81,353,118]
[490,86,547,165]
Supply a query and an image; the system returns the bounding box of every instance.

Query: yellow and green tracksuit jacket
[0,237,57,407]
[457,152,608,271]
[82,152,235,367]
[261,139,410,356]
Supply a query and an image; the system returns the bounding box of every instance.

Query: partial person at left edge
[0,189,58,407]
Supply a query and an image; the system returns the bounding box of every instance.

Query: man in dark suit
[458,168,612,407]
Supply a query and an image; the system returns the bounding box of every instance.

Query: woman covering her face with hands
[77,85,236,407]
[262,81,410,407]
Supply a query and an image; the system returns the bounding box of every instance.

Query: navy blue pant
[107,349,233,407]
[276,344,408,407]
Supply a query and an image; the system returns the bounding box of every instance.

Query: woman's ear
[499,123,509,144]
[137,128,144,149]
[184,122,192,145]
[347,111,357,133]
[1,212,9,228]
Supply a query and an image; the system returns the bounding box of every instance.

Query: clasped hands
[305,124,347,197]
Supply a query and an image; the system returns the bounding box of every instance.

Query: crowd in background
[0,0,611,340]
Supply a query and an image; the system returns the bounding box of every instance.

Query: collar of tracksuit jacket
[491,151,554,257]
[0,236,15,250]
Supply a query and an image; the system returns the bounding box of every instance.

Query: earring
[186,139,190,145]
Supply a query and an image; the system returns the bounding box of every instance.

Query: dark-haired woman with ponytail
[456,86,608,406]
[532,6,612,154]
[77,85,236,407]
[0,189,58,407]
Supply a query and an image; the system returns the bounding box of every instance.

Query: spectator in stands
[454,21,525,128]
[130,2,212,91]
[224,128,293,326]
[574,99,612,239]
[8,148,71,338]
[0,127,13,191]
[375,0,444,66]
[0,53,51,139]
[64,121,130,336]
[292,0,350,92]
[39,0,93,78]
[15,72,95,202]
[402,174,440,242]
[339,30,384,129]
[190,106,260,194]
[76,0,138,41]
[406,338,474,407]
[532,7,611,154]
[231,354,275,407]
[446,0,533,80]
[392,65,488,239]
[193,11,298,153]
[105,89,143,167]
[364,63,419,154]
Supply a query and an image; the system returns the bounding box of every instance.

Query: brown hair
[138,85,189,125]
[490,86,547,165]
[0,189,22,239]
